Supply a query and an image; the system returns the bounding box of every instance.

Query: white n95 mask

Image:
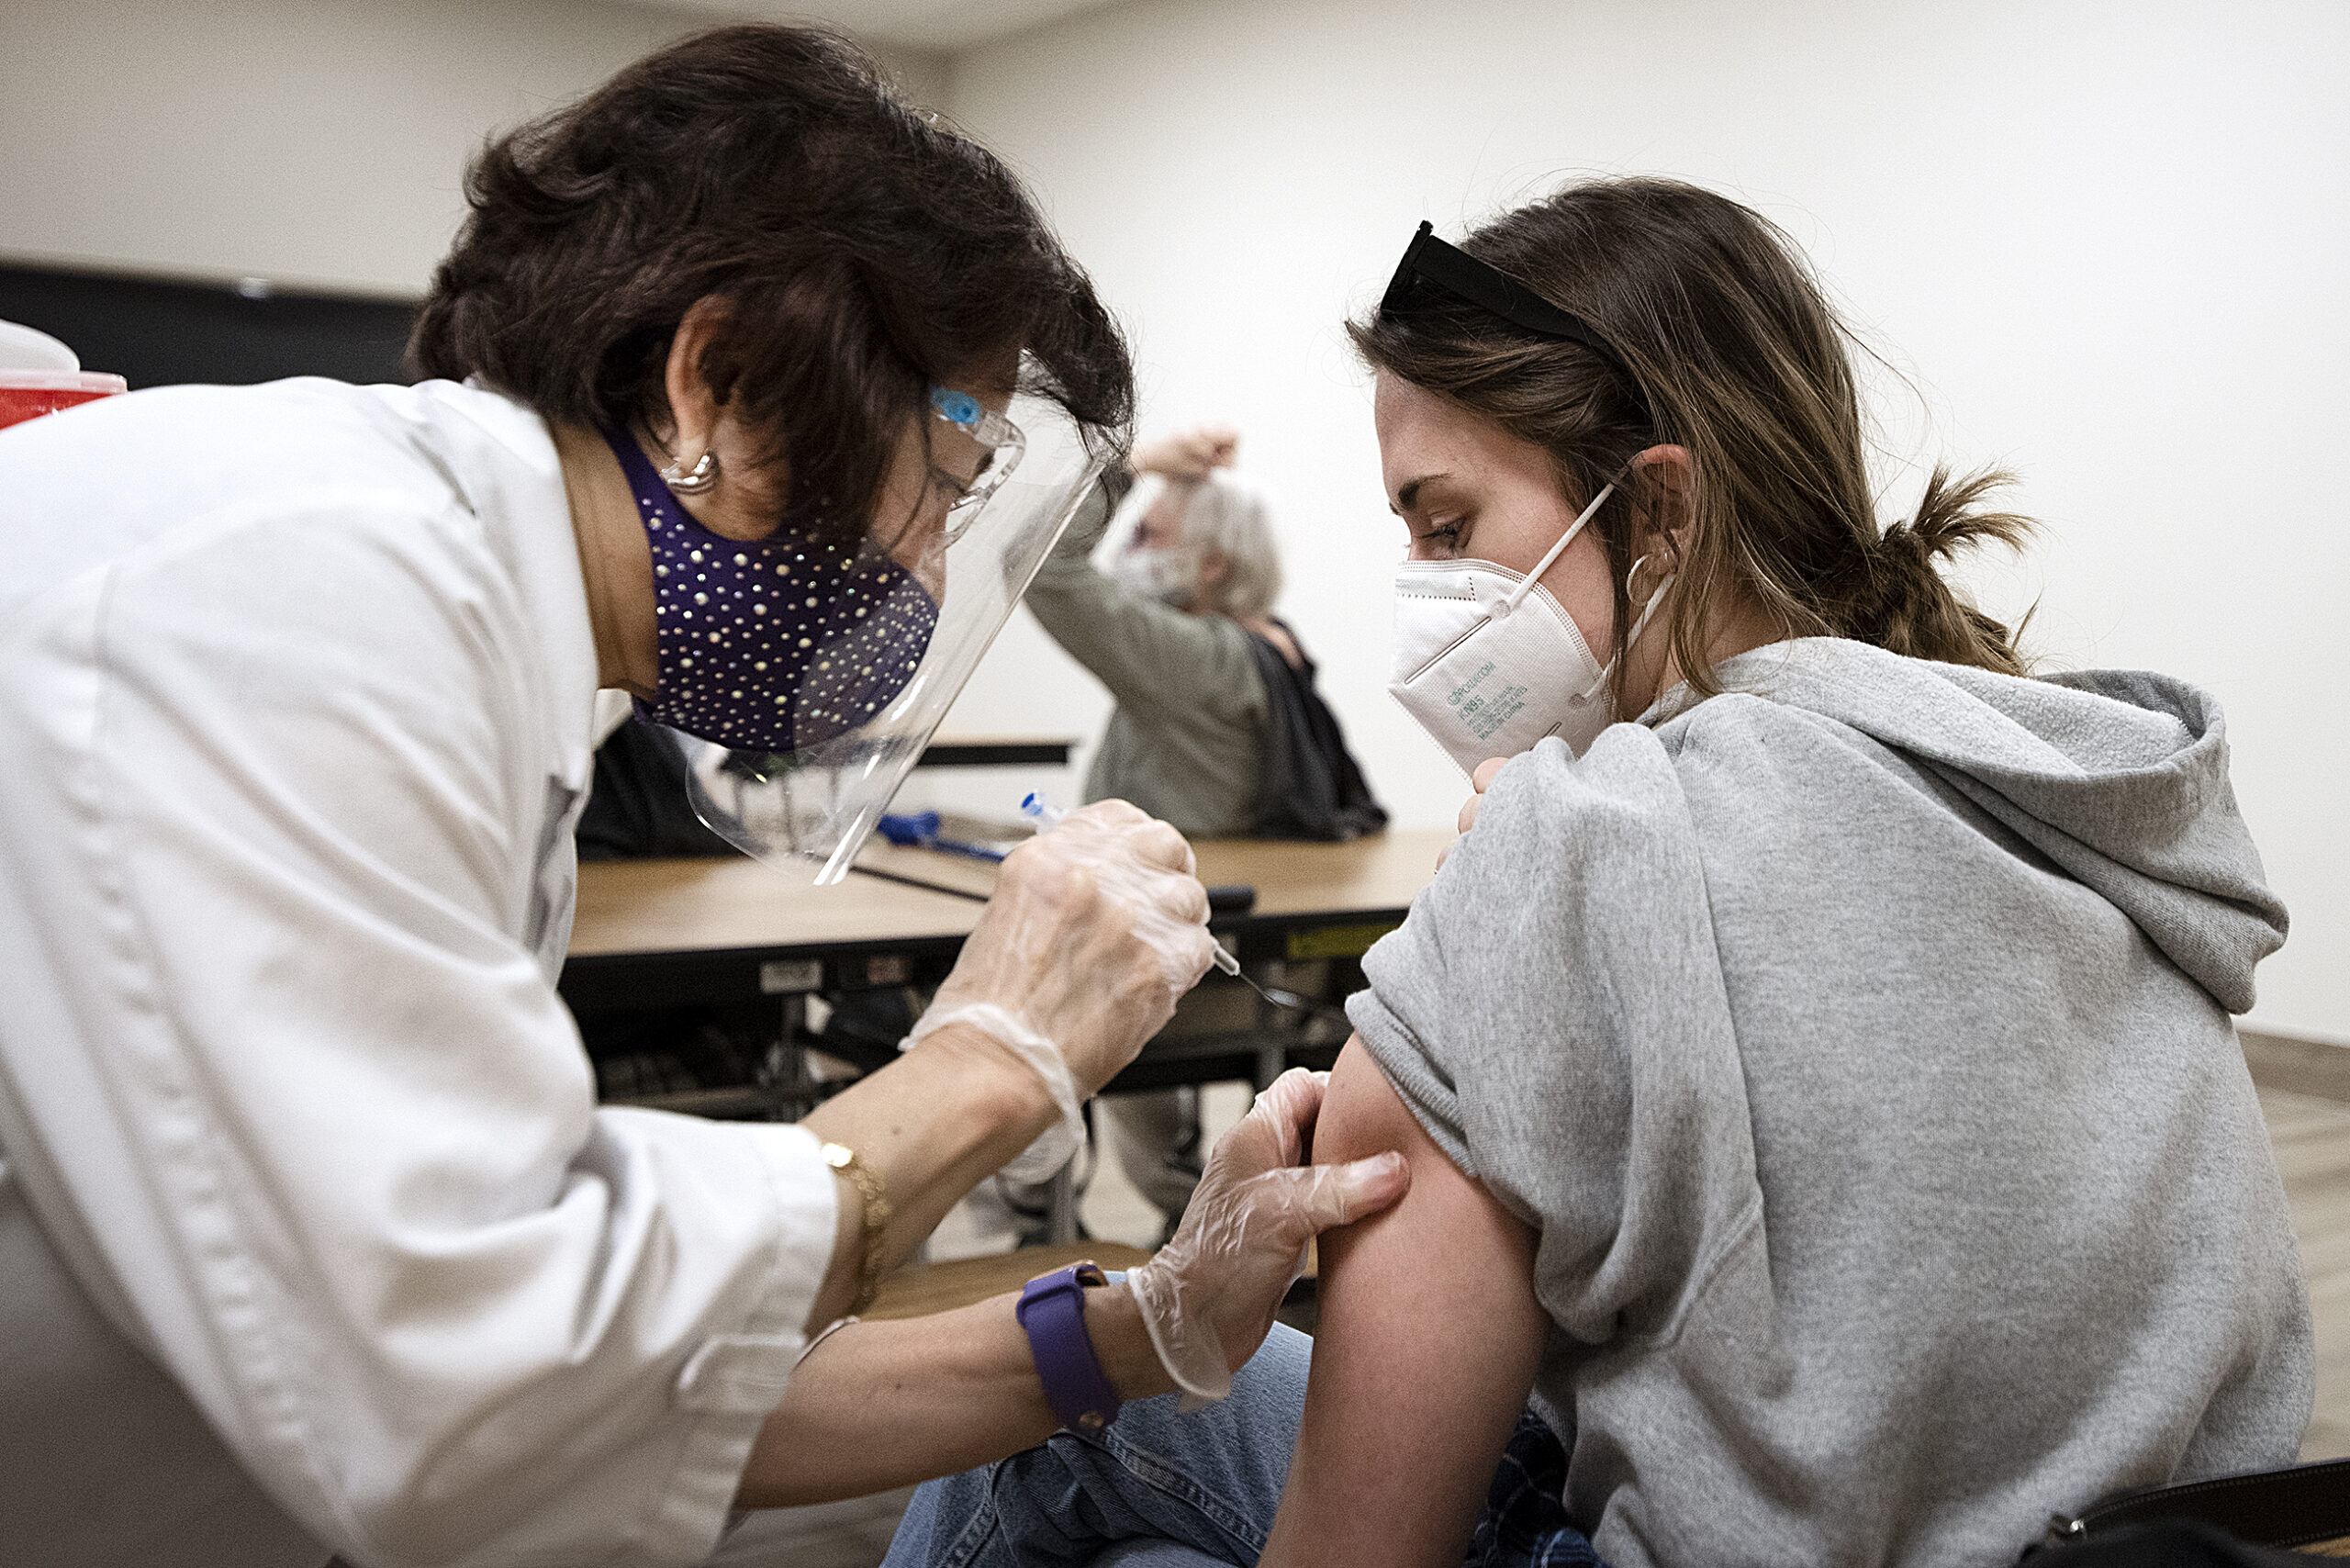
[1110,544,1202,604]
[1388,483,1673,776]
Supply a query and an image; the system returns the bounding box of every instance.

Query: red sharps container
[0,320,127,430]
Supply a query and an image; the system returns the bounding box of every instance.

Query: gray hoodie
[1348,637,2310,1568]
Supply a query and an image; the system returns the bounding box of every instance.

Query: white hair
[1109,469,1283,619]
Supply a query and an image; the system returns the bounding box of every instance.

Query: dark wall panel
[0,263,419,390]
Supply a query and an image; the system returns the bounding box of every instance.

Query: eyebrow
[1396,472,1450,511]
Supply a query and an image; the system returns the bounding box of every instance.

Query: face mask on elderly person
[1111,542,1206,603]
[1107,471,1281,621]
[1109,472,1209,605]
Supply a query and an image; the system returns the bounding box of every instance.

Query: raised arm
[1261,1038,1550,1568]
[1023,480,1262,722]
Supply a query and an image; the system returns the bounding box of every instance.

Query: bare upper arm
[1261,1037,1549,1568]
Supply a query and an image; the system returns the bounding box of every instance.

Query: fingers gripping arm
[1260,1038,1549,1568]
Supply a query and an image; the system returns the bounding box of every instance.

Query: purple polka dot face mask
[601,426,939,755]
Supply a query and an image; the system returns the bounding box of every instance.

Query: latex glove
[1130,424,1239,481]
[920,799,1216,1099]
[1129,1068,1412,1407]
[1438,756,1510,870]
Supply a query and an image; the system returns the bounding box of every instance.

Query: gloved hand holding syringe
[1024,793,1256,986]
[904,796,1221,1183]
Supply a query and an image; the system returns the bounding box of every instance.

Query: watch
[1015,1261,1123,1434]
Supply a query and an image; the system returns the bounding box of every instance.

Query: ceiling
[622,0,1129,52]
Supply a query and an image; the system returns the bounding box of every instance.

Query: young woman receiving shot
[887,177,2306,1568]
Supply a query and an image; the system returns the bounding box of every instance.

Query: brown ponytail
[1349,177,2034,699]
[1830,466,2034,675]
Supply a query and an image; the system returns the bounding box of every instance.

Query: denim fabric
[881,1325,1606,1568]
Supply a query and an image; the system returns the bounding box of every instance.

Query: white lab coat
[0,379,837,1568]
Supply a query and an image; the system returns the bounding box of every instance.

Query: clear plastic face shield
[666,366,1106,885]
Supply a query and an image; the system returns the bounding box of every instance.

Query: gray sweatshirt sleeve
[1023,482,1265,723]
[1345,728,1765,1347]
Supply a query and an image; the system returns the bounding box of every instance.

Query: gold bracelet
[821,1142,893,1315]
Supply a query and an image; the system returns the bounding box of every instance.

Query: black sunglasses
[1379,220,1652,423]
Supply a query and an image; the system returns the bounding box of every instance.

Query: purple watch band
[1016,1262,1122,1433]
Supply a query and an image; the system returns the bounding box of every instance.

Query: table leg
[774,994,807,1120]
[1046,1159,1080,1246]
[1252,973,1288,1092]
[1255,1037,1289,1093]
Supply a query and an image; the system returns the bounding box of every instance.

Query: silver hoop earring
[661,451,720,495]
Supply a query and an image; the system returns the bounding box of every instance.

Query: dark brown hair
[409,24,1132,545]
[1350,176,2031,699]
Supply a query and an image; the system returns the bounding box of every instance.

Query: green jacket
[1024,485,1267,838]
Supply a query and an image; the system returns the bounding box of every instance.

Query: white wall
[938,0,2350,1044]
[0,0,946,294]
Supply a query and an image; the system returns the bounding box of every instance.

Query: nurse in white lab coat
[0,26,1408,1568]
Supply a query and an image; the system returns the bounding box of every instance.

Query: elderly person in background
[1019,426,1385,1239]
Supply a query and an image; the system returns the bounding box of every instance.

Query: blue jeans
[881,1324,1604,1568]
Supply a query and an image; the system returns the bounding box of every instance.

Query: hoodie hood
[1647,638,2288,1015]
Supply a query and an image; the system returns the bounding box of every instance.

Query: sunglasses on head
[1378,220,1652,425]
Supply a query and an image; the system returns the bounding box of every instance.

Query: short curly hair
[408,23,1132,545]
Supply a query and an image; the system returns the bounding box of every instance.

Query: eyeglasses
[1378,220,1652,425]
[930,386,1027,543]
